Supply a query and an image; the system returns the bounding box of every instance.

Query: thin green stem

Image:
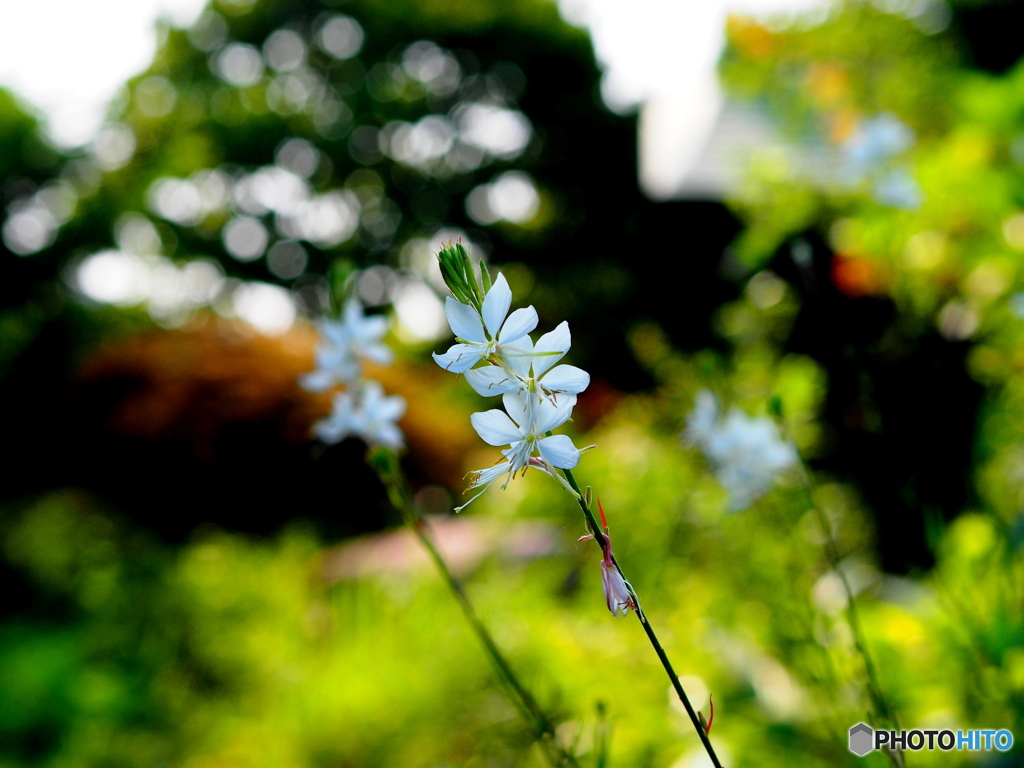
[371,449,581,768]
[770,411,903,765]
[560,466,725,768]
[797,477,904,768]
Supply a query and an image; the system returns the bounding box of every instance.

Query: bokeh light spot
[232,281,296,334]
[266,240,308,280]
[187,10,228,52]
[317,15,364,60]
[275,137,320,178]
[115,213,162,255]
[222,216,269,261]
[134,76,177,118]
[466,171,540,225]
[148,178,203,226]
[213,43,265,88]
[263,29,307,73]
[453,103,532,159]
[92,123,136,172]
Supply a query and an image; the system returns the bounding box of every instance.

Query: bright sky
[0,0,820,148]
[0,0,206,147]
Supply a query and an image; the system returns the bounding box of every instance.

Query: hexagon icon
[849,723,874,756]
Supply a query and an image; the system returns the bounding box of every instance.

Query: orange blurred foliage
[806,63,851,108]
[727,16,776,59]
[831,253,888,298]
[73,317,480,488]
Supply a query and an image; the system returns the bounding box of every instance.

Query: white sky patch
[0,0,205,147]
[0,0,829,194]
[559,0,828,199]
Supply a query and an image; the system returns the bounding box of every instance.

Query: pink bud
[600,557,636,617]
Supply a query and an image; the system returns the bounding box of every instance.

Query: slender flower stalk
[797,475,905,768]
[431,242,725,768]
[757,404,903,767]
[303,279,581,768]
[370,448,582,768]
[686,393,901,764]
[561,467,725,768]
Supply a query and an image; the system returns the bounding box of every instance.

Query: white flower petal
[432,343,482,373]
[374,424,404,449]
[534,394,576,434]
[537,434,580,469]
[502,390,535,430]
[497,306,538,342]
[444,296,486,342]
[470,408,523,446]
[501,438,533,471]
[376,395,407,422]
[468,461,513,489]
[299,369,334,392]
[532,321,570,376]
[481,273,512,338]
[355,314,388,341]
[456,461,514,512]
[342,298,363,326]
[684,392,797,511]
[539,364,590,395]
[361,344,394,366]
[500,334,534,378]
[465,366,520,397]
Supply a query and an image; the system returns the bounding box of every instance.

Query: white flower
[455,392,580,510]
[685,389,798,511]
[463,321,590,400]
[473,391,580,471]
[843,113,913,170]
[314,380,406,448]
[455,459,517,512]
[432,273,538,374]
[301,299,393,392]
[873,167,922,210]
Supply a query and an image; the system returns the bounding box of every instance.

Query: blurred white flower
[314,380,406,449]
[838,113,923,209]
[431,273,538,374]
[873,168,922,210]
[301,298,392,392]
[685,390,798,511]
[843,113,914,169]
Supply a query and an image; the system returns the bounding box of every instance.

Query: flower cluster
[302,294,406,449]
[685,389,797,511]
[432,242,590,510]
[301,298,394,392]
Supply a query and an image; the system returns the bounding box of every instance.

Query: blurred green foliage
[3,363,1022,766]
[7,0,1024,765]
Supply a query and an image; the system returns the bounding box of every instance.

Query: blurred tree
[718,0,1024,571]
[0,0,742,540]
